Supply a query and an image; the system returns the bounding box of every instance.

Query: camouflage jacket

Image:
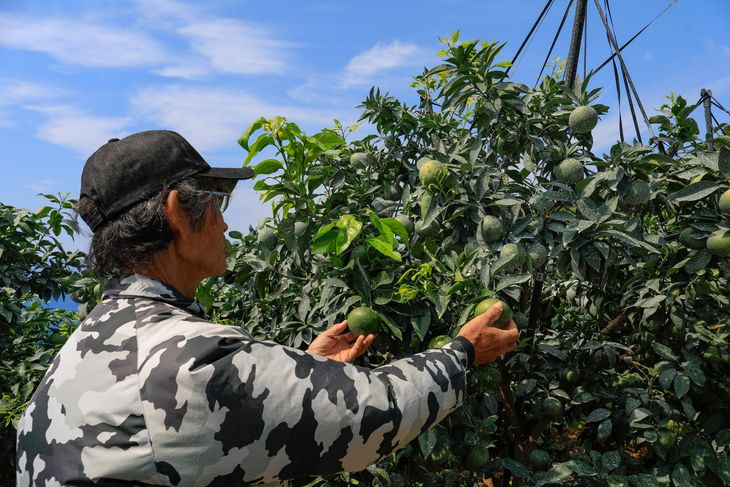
[17,274,474,486]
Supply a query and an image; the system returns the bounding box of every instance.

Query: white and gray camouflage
[16,274,474,486]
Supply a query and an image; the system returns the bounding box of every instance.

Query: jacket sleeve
[137,316,474,485]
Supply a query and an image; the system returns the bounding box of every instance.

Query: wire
[535,0,575,86]
[711,98,730,117]
[594,0,658,143]
[591,0,678,75]
[508,0,555,75]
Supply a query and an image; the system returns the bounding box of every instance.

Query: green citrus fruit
[527,242,548,269]
[419,159,443,186]
[294,221,308,237]
[383,183,402,201]
[256,227,277,248]
[554,158,584,185]
[481,215,503,243]
[719,189,730,215]
[347,307,381,337]
[707,230,730,257]
[679,228,706,250]
[463,444,490,471]
[500,243,526,271]
[428,335,452,349]
[560,369,579,386]
[479,367,502,388]
[569,105,598,133]
[625,180,651,206]
[529,449,552,471]
[394,214,414,234]
[415,219,439,237]
[420,190,434,220]
[350,152,368,166]
[542,397,563,418]
[473,297,511,328]
[658,430,676,448]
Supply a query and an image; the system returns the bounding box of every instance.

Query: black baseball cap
[80,130,254,232]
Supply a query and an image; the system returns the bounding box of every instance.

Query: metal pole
[702,89,714,151]
[565,0,588,89]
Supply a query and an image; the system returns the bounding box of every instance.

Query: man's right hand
[457,302,520,365]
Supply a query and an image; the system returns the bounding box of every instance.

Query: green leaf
[417,427,438,459]
[501,458,529,478]
[597,419,613,442]
[253,158,283,176]
[586,408,611,423]
[335,215,362,255]
[312,222,337,254]
[684,249,712,274]
[381,217,409,245]
[683,361,706,387]
[627,474,659,487]
[668,181,722,202]
[671,464,693,487]
[368,210,395,246]
[367,237,401,261]
[652,342,678,361]
[602,451,620,471]
[377,311,402,340]
[237,116,266,151]
[243,133,275,165]
[673,373,690,398]
[496,273,532,291]
[567,460,599,477]
[598,230,658,253]
[659,368,677,389]
[411,313,431,342]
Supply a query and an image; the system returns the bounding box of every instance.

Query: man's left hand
[307,321,375,363]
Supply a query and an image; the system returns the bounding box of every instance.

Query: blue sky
[1,0,729,243]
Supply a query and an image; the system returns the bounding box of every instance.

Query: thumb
[476,301,504,327]
[324,320,349,336]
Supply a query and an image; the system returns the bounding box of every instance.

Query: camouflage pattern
[17,274,474,486]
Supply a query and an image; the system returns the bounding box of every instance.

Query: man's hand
[307,321,376,363]
[457,302,520,364]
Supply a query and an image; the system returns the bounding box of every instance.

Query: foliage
[2,33,729,487]
[0,195,98,484]
[209,35,730,485]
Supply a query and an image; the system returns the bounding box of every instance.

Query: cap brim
[197,167,255,180]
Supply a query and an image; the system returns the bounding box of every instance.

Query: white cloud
[342,41,426,87]
[131,85,339,151]
[0,13,167,68]
[178,19,292,76]
[27,179,63,193]
[0,79,67,126]
[24,105,133,155]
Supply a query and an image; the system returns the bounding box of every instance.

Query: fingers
[501,320,520,342]
[323,320,349,336]
[473,301,504,327]
[346,334,375,361]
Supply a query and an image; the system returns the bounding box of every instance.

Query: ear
[164,189,192,237]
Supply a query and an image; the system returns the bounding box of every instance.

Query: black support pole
[565,0,588,89]
[702,88,714,151]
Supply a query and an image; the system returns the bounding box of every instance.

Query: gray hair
[78,178,213,277]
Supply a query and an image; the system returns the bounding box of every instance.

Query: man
[16,130,519,486]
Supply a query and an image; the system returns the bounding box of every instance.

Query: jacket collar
[103,273,206,318]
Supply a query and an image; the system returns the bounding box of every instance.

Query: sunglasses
[200,190,231,213]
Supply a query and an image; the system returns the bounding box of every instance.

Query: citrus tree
[204,34,730,486]
[0,195,99,484]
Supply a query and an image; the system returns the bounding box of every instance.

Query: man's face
[174,194,229,280]
[195,199,229,277]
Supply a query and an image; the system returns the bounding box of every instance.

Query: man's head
[78,130,253,279]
